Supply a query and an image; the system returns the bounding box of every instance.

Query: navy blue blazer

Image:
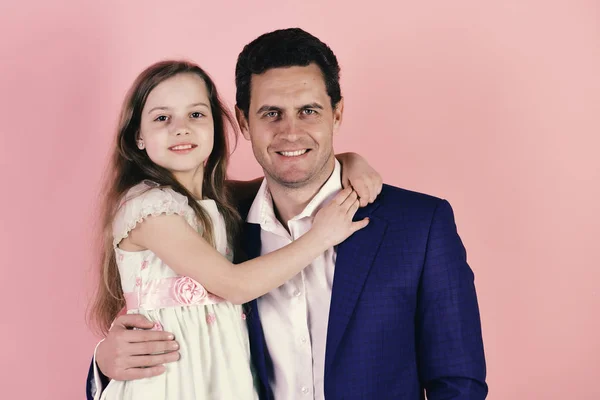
[243,184,487,399]
[87,184,487,399]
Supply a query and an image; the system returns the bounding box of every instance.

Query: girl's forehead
[145,74,209,109]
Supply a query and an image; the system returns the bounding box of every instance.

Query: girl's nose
[170,118,190,136]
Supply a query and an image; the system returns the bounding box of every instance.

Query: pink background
[1,1,598,398]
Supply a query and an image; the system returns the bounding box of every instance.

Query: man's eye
[190,112,203,118]
[302,109,317,115]
[265,111,279,118]
[155,115,168,122]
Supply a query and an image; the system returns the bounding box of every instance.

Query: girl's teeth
[172,145,193,150]
[280,150,307,157]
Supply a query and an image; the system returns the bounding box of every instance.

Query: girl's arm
[124,188,368,305]
[226,152,382,208]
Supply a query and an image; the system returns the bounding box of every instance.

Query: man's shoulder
[368,184,451,225]
[377,183,444,211]
[358,185,455,246]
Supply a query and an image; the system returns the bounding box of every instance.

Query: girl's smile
[168,142,198,154]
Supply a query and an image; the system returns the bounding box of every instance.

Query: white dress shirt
[246,160,342,400]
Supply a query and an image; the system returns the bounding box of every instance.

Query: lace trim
[113,184,197,248]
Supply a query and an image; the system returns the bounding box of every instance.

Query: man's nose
[278,118,300,141]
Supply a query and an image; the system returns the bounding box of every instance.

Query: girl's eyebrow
[148,106,169,114]
[148,103,210,114]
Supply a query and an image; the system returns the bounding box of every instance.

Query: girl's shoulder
[112,180,197,248]
[120,180,191,211]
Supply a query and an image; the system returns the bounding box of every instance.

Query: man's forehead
[250,65,329,107]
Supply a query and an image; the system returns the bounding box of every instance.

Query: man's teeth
[171,144,193,150]
[280,149,307,157]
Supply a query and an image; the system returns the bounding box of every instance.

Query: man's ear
[235,106,251,141]
[332,98,344,135]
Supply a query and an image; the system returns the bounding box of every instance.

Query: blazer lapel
[324,204,387,376]
[242,222,272,399]
[242,222,262,260]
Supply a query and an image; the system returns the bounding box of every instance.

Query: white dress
[100,181,259,400]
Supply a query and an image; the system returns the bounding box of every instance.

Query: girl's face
[139,73,214,179]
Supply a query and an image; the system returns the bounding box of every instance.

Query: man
[88,28,487,399]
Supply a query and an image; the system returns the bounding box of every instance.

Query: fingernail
[167,334,174,340]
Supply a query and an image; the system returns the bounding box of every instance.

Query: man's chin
[270,172,313,189]
[277,178,311,189]
[267,158,334,190]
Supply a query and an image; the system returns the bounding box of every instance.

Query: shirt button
[293,289,301,297]
[300,336,307,344]
[301,386,309,395]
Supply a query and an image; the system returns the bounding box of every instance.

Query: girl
[90,60,380,399]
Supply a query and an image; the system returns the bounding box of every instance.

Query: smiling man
[232,28,487,399]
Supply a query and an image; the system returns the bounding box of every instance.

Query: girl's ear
[135,131,146,150]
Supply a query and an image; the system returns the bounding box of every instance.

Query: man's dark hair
[235,27,342,118]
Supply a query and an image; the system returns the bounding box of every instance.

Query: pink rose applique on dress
[206,312,217,325]
[150,321,163,331]
[141,260,148,270]
[135,277,142,287]
[241,313,247,321]
[173,276,207,305]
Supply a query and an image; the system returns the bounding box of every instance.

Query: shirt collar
[247,159,342,227]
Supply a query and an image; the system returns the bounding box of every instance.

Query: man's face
[237,64,343,189]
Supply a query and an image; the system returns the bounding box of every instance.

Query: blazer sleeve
[416,199,488,399]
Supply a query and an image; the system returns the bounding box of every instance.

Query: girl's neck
[172,168,204,200]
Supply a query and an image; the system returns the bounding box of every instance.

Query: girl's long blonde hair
[89,60,241,335]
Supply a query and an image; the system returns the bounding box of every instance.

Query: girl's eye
[155,115,168,122]
[190,112,203,118]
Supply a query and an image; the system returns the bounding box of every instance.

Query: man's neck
[268,159,335,226]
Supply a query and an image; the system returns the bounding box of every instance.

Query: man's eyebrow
[256,105,282,114]
[189,102,210,108]
[255,103,325,115]
[298,102,324,110]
